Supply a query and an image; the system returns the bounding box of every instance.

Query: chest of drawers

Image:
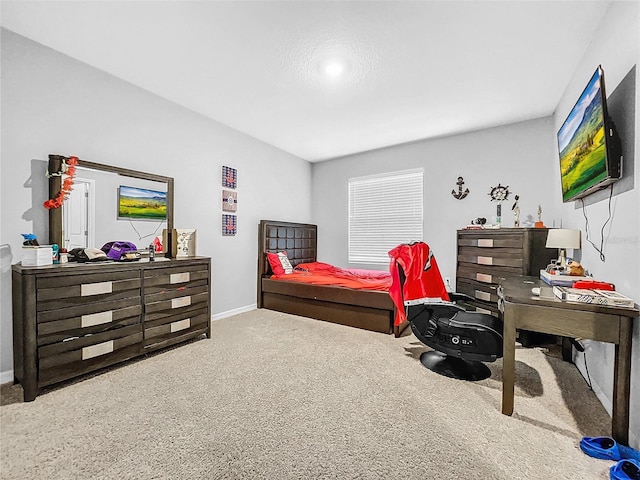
[456,228,554,316]
[12,257,211,401]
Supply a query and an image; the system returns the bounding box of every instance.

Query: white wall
[311,116,561,281]
[552,1,640,447]
[0,29,312,379]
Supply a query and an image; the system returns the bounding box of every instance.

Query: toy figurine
[512,195,520,227]
[535,204,545,228]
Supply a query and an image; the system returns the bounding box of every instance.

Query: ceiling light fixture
[324,60,344,77]
[321,58,347,79]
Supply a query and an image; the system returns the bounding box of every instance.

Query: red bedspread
[270,262,391,291]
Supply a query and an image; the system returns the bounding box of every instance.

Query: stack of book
[552,286,635,308]
[540,269,593,286]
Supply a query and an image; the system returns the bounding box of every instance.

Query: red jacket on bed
[388,242,450,325]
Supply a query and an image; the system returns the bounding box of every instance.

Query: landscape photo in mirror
[557,68,607,202]
[118,185,167,220]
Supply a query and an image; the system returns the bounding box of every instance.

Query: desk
[498,276,638,444]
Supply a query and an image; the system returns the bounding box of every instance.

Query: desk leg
[502,302,517,416]
[611,316,633,445]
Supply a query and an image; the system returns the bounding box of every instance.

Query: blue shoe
[610,459,640,480]
[580,437,640,461]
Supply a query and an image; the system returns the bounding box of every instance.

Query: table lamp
[546,229,581,269]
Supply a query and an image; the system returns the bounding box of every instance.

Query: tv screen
[118,185,167,220]
[557,65,621,202]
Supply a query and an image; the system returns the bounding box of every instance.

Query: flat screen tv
[557,65,621,202]
[117,185,167,220]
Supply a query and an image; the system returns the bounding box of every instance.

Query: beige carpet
[1,309,613,479]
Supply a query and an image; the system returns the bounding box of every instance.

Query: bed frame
[257,220,407,337]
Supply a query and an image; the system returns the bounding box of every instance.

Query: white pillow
[277,251,294,274]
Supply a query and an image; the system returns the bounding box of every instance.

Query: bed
[257,220,408,337]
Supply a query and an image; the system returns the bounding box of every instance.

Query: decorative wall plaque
[222,190,237,212]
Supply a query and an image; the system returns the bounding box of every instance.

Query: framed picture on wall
[222,166,237,189]
[222,190,237,212]
[222,214,237,236]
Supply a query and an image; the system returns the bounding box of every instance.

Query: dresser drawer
[36,271,141,311]
[456,278,500,304]
[457,233,523,249]
[144,264,209,291]
[457,262,522,284]
[457,300,500,317]
[37,304,142,345]
[37,324,143,386]
[144,285,209,312]
[457,246,524,268]
[36,296,141,325]
[144,311,209,345]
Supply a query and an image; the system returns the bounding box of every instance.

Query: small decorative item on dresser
[511,195,520,227]
[175,229,197,257]
[488,183,510,225]
[22,246,53,266]
[535,204,545,228]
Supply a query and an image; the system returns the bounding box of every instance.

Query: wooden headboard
[258,220,317,277]
[257,220,317,308]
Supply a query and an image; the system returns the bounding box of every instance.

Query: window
[348,169,423,264]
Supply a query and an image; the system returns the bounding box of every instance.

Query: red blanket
[270,262,391,291]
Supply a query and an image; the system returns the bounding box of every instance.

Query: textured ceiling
[0,1,612,162]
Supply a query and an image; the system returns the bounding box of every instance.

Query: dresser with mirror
[12,155,211,401]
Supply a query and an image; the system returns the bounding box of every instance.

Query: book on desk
[552,285,635,308]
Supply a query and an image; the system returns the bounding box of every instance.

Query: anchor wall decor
[451,176,470,200]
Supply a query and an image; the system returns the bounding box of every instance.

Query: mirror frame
[47,154,175,256]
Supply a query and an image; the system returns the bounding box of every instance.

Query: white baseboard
[1,369,14,385]
[211,304,256,322]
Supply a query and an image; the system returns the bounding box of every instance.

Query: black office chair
[389,242,503,381]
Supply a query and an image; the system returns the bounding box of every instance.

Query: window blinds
[348,169,424,264]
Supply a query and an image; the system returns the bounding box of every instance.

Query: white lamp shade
[546,229,582,249]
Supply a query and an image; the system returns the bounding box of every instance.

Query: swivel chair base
[420,351,492,381]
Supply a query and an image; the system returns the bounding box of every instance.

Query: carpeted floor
[0,309,613,479]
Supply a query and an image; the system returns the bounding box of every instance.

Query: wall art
[222,214,237,236]
[222,166,237,189]
[222,189,238,212]
[451,176,469,200]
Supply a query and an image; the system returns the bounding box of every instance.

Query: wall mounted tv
[117,185,167,220]
[557,65,622,202]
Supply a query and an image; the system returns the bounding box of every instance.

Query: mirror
[48,155,174,255]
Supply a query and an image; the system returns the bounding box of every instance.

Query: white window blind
[348,169,423,264]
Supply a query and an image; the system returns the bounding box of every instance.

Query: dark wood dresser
[456,228,555,316]
[12,257,211,401]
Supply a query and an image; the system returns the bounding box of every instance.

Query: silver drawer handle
[171,296,191,309]
[475,290,491,301]
[82,340,114,360]
[477,256,493,265]
[81,310,113,328]
[170,272,190,284]
[81,281,113,296]
[170,318,191,333]
[477,239,493,247]
[476,273,492,283]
